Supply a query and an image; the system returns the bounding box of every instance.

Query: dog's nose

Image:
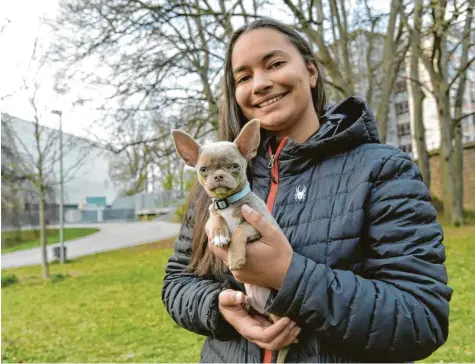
[214,174,224,181]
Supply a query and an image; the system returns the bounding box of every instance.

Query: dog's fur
[172,119,290,362]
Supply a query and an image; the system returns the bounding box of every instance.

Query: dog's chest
[218,207,242,233]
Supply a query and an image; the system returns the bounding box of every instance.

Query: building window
[397,123,411,137]
[395,79,407,93]
[395,101,409,115]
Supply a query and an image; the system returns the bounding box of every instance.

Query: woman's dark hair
[186,17,327,276]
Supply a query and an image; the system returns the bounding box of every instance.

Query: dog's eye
[199,166,208,173]
[231,163,240,170]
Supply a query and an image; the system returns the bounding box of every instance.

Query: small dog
[172,119,290,363]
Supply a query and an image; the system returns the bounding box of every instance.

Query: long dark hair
[187,17,327,277]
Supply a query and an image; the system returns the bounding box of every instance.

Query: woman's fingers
[241,316,292,343]
[252,323,301,350]
[241,204,277,238]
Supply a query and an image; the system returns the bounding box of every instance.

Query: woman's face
[231,28,318,137]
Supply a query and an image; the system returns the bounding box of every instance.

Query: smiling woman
[162,17,451,364]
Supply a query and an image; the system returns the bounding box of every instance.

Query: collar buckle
[214,199,229,210]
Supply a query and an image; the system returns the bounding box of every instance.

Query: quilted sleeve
[266,151,452,362]
[161,199,239,340]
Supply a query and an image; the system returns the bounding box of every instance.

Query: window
[395,79,407,93]
[397,123,411,137]
[395,101,409,115]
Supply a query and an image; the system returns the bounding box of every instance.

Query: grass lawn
[2,226,474,363]
[1,228,100,254]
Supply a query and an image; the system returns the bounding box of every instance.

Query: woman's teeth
[258,94,285,108]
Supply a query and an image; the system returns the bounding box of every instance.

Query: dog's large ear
[234,119,260,161]
[171,130,201,167]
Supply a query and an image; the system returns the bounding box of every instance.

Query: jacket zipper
[263,137,288,364]
[266,137,289,212]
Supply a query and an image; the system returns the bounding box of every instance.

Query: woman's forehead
[231,28,296,67]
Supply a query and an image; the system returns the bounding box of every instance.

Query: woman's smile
[254,92,289,109]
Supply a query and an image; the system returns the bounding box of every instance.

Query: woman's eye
[237,75,251,84]
[199,166,208,173]
[270,61,286,69]
[231,163,240,170]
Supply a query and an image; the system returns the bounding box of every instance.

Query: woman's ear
[307,62,318,88]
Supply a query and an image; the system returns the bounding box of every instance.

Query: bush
[1,273,19,288]
[50,273,67,283]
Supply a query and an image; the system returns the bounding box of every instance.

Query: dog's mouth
[207,185,236,198]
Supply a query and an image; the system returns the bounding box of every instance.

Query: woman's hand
[208,204,293,290]
[218,289,301,351]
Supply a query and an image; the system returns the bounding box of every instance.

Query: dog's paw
[211,229,230,247]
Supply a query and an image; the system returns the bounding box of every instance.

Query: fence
[1,206,136,230]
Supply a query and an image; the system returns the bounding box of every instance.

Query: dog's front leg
[228,222,260,271]
[207,206,230,248]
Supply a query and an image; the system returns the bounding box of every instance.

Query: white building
[1,113,121,208]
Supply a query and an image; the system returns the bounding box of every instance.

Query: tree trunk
[39,184,49,280]
[410,0,430,188]
[437,92,459,224]
[453,121,464,223]
[375,0,399,142]
[451,1,473,225]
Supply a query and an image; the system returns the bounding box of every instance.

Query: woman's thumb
[219,289,244,307]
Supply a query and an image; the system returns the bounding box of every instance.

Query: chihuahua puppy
[172,119,290,363]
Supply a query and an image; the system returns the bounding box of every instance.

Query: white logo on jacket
[294,185,307,201]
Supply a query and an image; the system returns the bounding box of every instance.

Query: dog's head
[171,119,260,199]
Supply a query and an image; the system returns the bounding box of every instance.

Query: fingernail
[235,291,244,303]
[242,204,252,214]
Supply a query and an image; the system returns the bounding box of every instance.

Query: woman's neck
[275,114,320,144]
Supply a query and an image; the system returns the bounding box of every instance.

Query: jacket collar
[253,97,381,178]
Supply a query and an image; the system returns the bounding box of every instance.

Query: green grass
[1,226,474,363]
[1,238,205,363]
[1,228,100,254]
[420,224,475,363]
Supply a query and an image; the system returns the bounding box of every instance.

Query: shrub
[1,273,19,288]
[50,273,67,283]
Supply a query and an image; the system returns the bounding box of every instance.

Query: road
[1,220,181,269]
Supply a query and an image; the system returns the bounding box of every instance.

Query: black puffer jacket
[162,97,452,363]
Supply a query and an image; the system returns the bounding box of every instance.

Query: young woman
[162,18,452,363]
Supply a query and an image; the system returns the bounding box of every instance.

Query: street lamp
[51,109,65,264]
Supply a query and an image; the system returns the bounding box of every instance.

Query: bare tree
[452,0,474,224]
[421,0,473,225]
[52,0,265,156]
[374,0,410,143]
[398,0,475,225]
[401,0,431,187]
[1,38,89,278]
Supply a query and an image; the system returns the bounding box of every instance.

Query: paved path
[1,220,181,269]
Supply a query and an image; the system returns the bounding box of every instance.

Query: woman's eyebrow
[262,49,288,62]
[233,49,289,74]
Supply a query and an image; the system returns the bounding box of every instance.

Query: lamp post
[51,109,65,264]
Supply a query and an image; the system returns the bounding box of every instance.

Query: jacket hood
[255,97,381,177]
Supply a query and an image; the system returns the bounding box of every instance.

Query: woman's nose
[252,71,273,94]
